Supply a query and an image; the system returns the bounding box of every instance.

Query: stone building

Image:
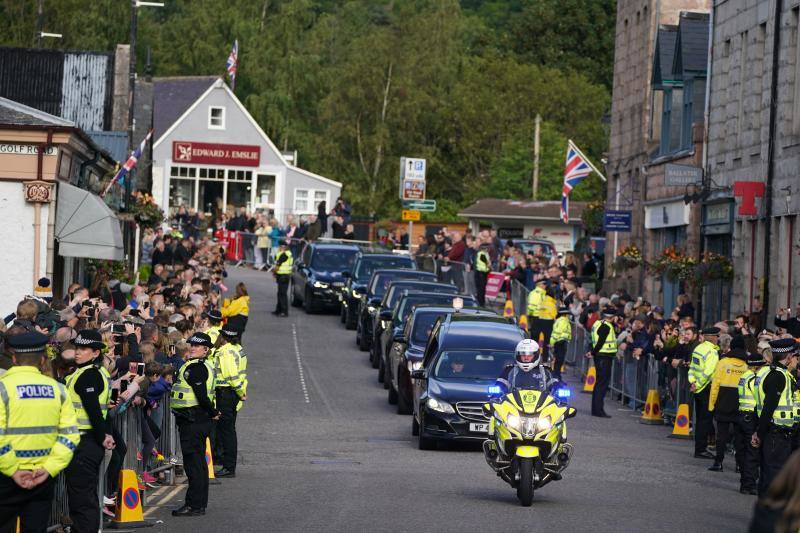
[705,0,800,323]
[606,0,710,312]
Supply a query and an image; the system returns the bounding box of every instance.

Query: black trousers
[758,427,794,496]
[65,436,104,533]
[693,387,714,454]
[474,271,487,307]
[591,356,613,416]
[738,412,759,491]
[530,318,554,360]
[178,415,213,509]
[0,475,55,533]
[552,340,567,381]
[276,274,290,314]
[714,417,743,465]
[215,388,240,471]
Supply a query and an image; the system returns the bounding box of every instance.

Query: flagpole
[568,139,607,182]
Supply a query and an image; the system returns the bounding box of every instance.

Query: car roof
[372,268,428,276]
[412,304,493,313]
[399,291,475,301]
[310,243,360,251]
[439,319,525,351]
[388,280,454,290]
[356,253,412,260]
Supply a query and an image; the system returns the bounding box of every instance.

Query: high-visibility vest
[794,389,800,424]
[526,286,545,316]
[276,250,293,275]
[737,369,757,413]
[170,358,215,409]
[551,316,572,343]
[756,366,797,427]
[539,295,557,320]
[205,325,221,346]
[65,364,111,431]
[0,366,80,477]
[475,250,490,273]
[688,341,719,393]
[214,344,246,398]
[590,320,617,355]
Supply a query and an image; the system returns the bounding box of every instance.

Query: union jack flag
[561,140,600,223]
[102,129,153,197]
[226,40,238,91]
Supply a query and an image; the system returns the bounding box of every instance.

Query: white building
[152,77,341,221]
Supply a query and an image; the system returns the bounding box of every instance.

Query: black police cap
[74,329,105,350]
[204,309,223,322]
[769,338,798,357]
[187,332,213,348]
[701,327,721,336]
[6,331,49,353]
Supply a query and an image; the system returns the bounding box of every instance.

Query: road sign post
[400,157,427,251]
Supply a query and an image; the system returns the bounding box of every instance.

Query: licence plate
[469,423,489,433]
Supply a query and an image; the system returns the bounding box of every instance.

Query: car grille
[456,402,489,422]
[332,282,344,287]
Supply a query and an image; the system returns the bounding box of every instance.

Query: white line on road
[292,324,311,403]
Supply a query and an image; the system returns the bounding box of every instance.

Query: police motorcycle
[482,339,576,506]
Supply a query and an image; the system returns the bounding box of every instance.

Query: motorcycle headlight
[313,281,329,289]
[536,416,552,432]
[426,397,455,414]
[407,360,423,372]
[506,413,522,432]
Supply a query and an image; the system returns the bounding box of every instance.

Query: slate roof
[457,198,587,223]
[88,130,128,162]
[652,25,678,89]
[673,12,710,78]
[0,96,75,127]
[153,76,217,140]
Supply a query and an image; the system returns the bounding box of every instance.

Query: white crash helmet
[515,339,541,372]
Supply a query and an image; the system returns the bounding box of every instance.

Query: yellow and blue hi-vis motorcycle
[482,385,576,506]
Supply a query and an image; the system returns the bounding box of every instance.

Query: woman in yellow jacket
[222,282,250,332]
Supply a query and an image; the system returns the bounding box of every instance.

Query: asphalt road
[146,267,753,532]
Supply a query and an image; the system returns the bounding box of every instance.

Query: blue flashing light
[488,385,503,395]
[554,387,571,400]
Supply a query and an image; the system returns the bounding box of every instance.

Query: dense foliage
[2,0,614,219]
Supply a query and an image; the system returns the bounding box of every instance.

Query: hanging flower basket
[694,252,734,284]
[613,244,644,271]
[131,192,165,230]
[649,246,697,283]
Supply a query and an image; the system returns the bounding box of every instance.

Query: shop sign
[497,228,524,239]
[665,163,702,187]
[644,201,691,229]
[603,210,632,232]
[702,202,733,235]
[173,141,260,167]
[0,144,57,156]
[732,181,765,216]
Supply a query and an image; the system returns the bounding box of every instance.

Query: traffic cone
[561,363,567,374]
[108,469,152,529]
[582,365,596,393]
[205,437,216,479]
[503,299,514,318]
[640,389,664,425]
[668,403,693,439]
[518,314,529,333]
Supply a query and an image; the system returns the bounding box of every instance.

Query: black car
[369,281,457,370]
[340,253,416,330]
[377,291,478,385]
[387,305,496,414]
[291,242,359,313]
[411,314,525,450]
[356,269,437,351]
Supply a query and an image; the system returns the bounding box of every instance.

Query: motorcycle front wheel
[516,457,535,506]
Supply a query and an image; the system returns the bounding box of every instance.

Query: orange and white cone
[503,299,514,318]
[582,365,596,393]
[640,389,664,425]
[668,403,693,439]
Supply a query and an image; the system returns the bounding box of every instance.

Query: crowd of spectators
[2,236,238,516]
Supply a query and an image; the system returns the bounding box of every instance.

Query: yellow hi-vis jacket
[756,366,797,427]
[276,250,293,275]
[222,295,249,318]
[709,356,748,412]
[738,368,757,413]
[688,341,719,393]
[205,325,221,346]
[65,364,111,430]
[551,316,572,344]
[170,358,215,409]
[590,320,617,355]
[526,286,545,316]
[214,343,246,400]
[539,295,557,320]
[0,366,80,477]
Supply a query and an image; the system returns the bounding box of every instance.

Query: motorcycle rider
[496,339,558,393]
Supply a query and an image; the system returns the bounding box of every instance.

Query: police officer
[587,308,618,418]
[752,338,799,496]
[527,279,547,347]
[0,332,80,533]
[65,329,115,533]
[272,241,293,317]
[474,242,490,307]
[203,309,224,346]
[496,339,557,392]
[171,332,219,517]
[550,307,572,381]
[737,352,765,495]
[213,317,247,478]
[689,327,720,459]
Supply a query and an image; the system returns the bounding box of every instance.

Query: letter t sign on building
[733,181,766,216]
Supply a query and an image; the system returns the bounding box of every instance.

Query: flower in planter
[613,244,643,271]
[694,252,734,283]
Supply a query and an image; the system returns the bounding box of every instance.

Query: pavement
[144,267,754,532]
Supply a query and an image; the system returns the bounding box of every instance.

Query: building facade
[705,0,800,322]
[606,0,710,312]
[152,77,340,222]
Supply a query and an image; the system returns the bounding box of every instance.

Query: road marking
[292,324,311,403]
[143,483,184,516]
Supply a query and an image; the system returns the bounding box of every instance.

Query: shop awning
[56,182,124,261]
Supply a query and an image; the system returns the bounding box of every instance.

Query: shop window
[226,181,251,211]
[256,174,275,205]
[169,179,195,214]
[228,169,252,182]
[209,106,225,129]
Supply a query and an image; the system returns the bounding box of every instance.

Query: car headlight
[407,360,423,372]
[352,289,362,298]
[313,281,329,289]
[381,319,390,328]
[506,413,521,432]
[367,306,377,314]
[536,416,552,432]
[426,397,455,414]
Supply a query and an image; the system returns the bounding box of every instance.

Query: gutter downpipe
[763,0,783,325]
[36,128,54,286]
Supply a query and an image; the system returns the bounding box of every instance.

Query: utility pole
[532,114,541,200]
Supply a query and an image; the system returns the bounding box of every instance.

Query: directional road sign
[402,199,436,212]
[402,210,421,221]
